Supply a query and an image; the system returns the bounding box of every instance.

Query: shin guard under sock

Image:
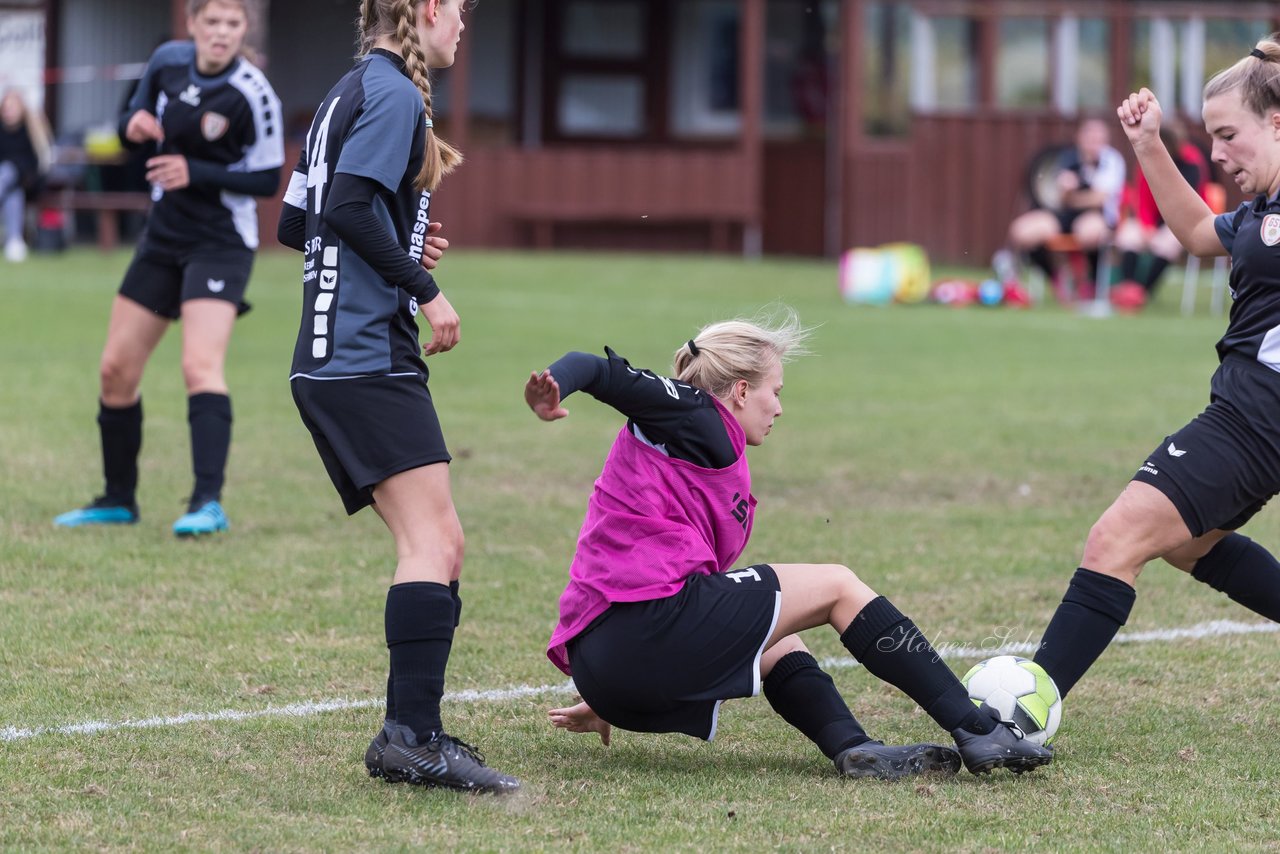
[764,651,870,759]
[385,581,455,739]
[1192,534,1280,622]
[188,392,232,508]
[98,399,142,505]
[1033,567,1135,698]
[840,596,989,734]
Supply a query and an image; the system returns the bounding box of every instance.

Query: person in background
[1111,118,1211,307]
[1002,118,1127,295]
[53,0,284,535]
[0,89,52,263]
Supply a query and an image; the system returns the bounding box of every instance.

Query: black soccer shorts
[291,374,451,515]
[1131,357,1280,536]
[567,564,782,741]
[119,236,254,319]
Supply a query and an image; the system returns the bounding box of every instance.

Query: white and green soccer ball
[960,655,1062,746]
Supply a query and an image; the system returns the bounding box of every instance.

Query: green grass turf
[1,247,1276,851]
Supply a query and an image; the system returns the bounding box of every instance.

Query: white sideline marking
[0,681,577,743]
[3,619,1276,743]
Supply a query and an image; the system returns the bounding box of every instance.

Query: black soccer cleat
[834,740,962,781]
[365,723,391,779]
[381,725,520,794]
[951,705,1054,775]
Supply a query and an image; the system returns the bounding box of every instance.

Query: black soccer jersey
[1214,195,1280,372]
[284,50,437,380]
[121,41,284,250]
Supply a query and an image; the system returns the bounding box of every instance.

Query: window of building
[910,15,977,112]
[997,17,1049,108]
[546,0,653,141]
[862,1,910,136]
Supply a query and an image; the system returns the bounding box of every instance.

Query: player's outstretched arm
[525,370,569,421]
[548,700,611,746]
[1117,88,1223,256]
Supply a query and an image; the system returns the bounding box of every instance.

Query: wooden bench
[40,190,151,252]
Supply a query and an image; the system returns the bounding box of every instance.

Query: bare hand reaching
[525,370,569,420]
[548,700,611,746]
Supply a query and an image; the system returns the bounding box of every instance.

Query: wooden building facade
[34,0,1280,262]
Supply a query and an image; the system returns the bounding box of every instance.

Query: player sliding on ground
[525,311,1053,779]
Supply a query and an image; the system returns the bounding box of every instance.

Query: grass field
[1,247,1277,851]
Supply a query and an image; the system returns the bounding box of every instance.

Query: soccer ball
[960,655,1062,746]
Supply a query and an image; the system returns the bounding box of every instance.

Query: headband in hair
[687,339,700,356]
[1252,48,1267,60]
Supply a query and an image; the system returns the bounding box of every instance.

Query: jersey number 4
[307,97,341,214]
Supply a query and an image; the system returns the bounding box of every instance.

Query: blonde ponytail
[674,307,812,400]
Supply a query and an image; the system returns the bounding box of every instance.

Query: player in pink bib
[526,312,1052,779]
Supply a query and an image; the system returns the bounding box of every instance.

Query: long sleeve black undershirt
[547,348,736,469]
[320,172,439,304]
[185,159,280,196]
[278,200,304,251]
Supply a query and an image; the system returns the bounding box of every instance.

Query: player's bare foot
[548,701,612,746]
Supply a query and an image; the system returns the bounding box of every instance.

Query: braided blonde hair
[672,308,811,400]
[358,0,463,191]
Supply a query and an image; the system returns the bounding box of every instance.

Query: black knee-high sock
[1033,568,1136,698]
[384,667,396,723]
[1120,250,1139,282]
[764,651,870,759]
[1029,246,1053,278]
[98,399,142,505]
[385,581,455,740]
[188,392,232,508]
[1143,256,1171,294]
[1192,534,1280,622]
[384,584,458,724]
[840,596,990,734]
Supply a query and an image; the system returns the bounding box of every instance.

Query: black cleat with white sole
[951,705,1053,775]
[834,740,962,781]
[381,725,520,794]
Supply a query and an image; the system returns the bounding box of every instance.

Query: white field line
[2,618,1275,743]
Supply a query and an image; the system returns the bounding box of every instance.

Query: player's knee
[99,354,140,400]
[180,355,222,391]
[830,563,877,605]
[1081,515,1144,582]
[771,633,808,658]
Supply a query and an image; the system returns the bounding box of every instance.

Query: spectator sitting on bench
[1004,118,1127,296]
[1113,118,1211,301]
[0,89,52,262]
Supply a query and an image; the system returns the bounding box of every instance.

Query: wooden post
[834,0,863,256]
[740,0,764,257]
